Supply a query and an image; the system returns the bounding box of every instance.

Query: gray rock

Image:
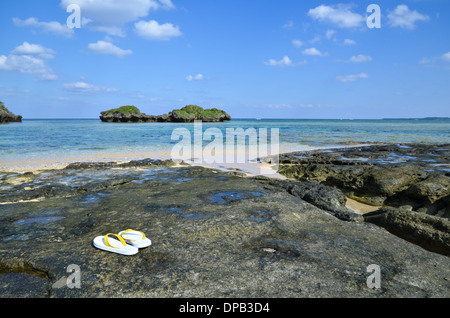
[0,164,448,298]
[364,208,450,256]
[406,175,450,204]
[258,177,362,222]
[0,102,22,124]
[100,105,231,123]
[276,143,450,257]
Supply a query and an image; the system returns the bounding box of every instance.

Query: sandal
[119,229,152,249]
[93,233,139,255]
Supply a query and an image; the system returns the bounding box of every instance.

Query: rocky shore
[100,105,231,123]
[0,101,22,124]
[273,142,450,256]
[0,143,449,298]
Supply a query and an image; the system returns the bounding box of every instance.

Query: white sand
[0,150,285,179]
[346,198,380,214]
[0,151,173,173]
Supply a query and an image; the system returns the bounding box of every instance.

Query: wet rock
[0,272,50,298]
[364,165,427,198]
[279,163,428,205]
[277,143,450,257]
[406,175,450,205]
[0,162,449,298]
[278,143,450,213]
[257,177,362,222]
[64,161,119,170]
[364,208,450,256]
[64,159,177,170]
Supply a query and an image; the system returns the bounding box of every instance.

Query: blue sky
[0,0,449,119]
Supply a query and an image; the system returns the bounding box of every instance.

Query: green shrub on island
[102,105,141,116]
[0,101,10,113]
[171,105,230,121]
[174,105,204,117]
[100,104,231,123]
[0,101,22,124]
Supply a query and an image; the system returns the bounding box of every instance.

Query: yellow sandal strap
[121,229,146,242]
[104,233,127,249]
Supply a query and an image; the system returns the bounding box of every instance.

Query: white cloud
[63,82,117,94]
[263,104,293,109]
[186,74,204,81]
[158,0,175,10]
[134,20,182,40]
[442,52,450,62]
[310,36,321,44]
[283,21,295,29]
[349,54,373,63]
[326,29,336,40]
[264,56,306,67]
[307,4,365,28]
[0,87,31,97]
[12,42,56,59]
[335,73,368,82]
[292,40,303,48]
[262,103,335,109]
[133,93,146,99]
[0,42,57,81]
[302,47,327,57]
[88,40,132,58]
[387,5,429,30]
[59,0,176,36]
[419,52,450,67]
[419,57,432,64]
[13,17,74,38]
[344,38,356,45]
[299,103,335,109]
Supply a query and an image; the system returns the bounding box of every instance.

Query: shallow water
[209,191,265,204]
[1,119,449,170]
[13,216,65,225]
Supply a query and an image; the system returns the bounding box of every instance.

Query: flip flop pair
[93,229,152,256]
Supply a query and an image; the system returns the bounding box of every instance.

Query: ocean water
[1,118,449,168]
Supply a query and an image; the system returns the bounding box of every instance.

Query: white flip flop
[119,229,152,249]
[93,233,139,256]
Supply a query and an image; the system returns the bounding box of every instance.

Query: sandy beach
[0,151,174,173]
[0,147,286,178]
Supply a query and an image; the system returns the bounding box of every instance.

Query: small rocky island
[100,105,231,123]
[0,101,22,124]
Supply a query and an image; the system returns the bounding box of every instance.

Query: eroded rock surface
[0,158,449,298]
[276,143,450,256]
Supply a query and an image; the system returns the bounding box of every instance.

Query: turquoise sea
[1,118,450,168]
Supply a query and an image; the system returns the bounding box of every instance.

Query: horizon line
[18,117,450,121]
